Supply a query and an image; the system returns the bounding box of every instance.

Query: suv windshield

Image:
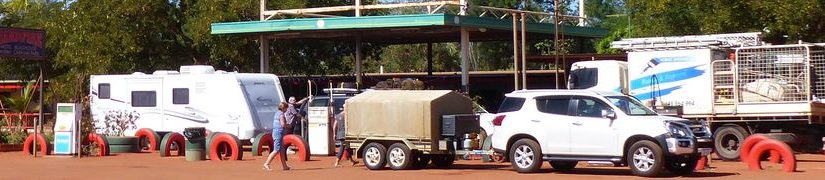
[605,96,657,116]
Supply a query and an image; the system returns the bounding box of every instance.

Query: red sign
[0,27,46,60]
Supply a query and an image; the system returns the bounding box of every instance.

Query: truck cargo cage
[612,32,763,51]
[734,44,825,103]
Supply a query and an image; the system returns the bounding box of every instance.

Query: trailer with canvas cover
[344,90,480,170]
[569,32,825,161]
[89,65,285,146]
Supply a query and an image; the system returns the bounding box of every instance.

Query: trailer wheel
[159,132,185,157]
[362,142,387,170]
[714,125,749,161]
[208,133,243,161]
[22,133,50,155]
[134,128,160,152]
[387,143,414,170]
[252,132,274,156]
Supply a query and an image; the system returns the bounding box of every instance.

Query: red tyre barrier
[277,134,310,161]
[740,134,769,162]
[740,134,781,164]
[22,133,50,155]
[160,132,185,157]
[695,155,708,170]
[209,133,243,161]
[134,128,160,152]
[86,133,109,156]
[747,139,796,173]
[252,133,274,156]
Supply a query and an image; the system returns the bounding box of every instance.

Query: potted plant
[0,82,38,152]
[99,110,140,153]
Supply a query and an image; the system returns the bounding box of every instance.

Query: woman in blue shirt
[263,102,290,171]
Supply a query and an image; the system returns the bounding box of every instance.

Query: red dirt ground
[2,152,824,180]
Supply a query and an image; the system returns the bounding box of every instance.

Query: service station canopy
[211,13,607,43]
[209,1,608,91]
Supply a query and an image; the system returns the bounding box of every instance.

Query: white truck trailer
[89,65,285,141]
[570,32,825,160]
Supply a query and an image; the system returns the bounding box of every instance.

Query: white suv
[490,90,712,177]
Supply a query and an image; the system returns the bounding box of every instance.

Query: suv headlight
[665,121,692,138]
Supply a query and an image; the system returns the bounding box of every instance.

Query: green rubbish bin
[183,127,206,161]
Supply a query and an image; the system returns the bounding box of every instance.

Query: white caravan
[89,65,285,140]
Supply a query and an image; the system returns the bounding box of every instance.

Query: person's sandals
[350,160,358,166]
[282,166,291,171]
[263,164,272,171]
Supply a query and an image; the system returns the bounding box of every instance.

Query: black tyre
[628,140,665,177]
[431,154,455,168]
[412,151,430,169]
[387,143,414,170]
[714,125,749,161]
[362,142,387,170]
[509,139,542,173]
[665,155,700,176]
[549,161,577,172]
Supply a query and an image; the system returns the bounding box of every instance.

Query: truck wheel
[549,161,577,172]
[664,155,699,176]
[362,142,387,170]
[387,143,414,170]
[431,154,455,168]
[509,139,542,173]
[628,140,665,177]
[714,125,749,161]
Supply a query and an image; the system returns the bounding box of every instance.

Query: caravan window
[131,91,157,107]
[99,83,111,99]
[172,88,189,105]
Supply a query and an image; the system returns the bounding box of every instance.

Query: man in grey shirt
[333,105,357,167]
[285,96,310,135]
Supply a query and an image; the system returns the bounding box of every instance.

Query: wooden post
[259,35,269,73]
[355,0,361,17]
[460,28,470,93]
[427,43,433,76]
[521,13,527,90]
[512,13,519,90]
[355,35,363,89]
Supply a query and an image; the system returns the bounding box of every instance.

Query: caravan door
[126,77,164,135]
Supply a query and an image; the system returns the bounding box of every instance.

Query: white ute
[491,89,712,177]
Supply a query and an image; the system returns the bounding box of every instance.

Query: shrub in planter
[98,110,140,153]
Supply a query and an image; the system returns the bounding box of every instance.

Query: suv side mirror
[602,109,617,120]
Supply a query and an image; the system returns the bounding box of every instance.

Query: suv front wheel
[509,139,542,173]
[628,140,665,177]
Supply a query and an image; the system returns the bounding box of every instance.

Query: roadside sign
[0,27,46,60]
